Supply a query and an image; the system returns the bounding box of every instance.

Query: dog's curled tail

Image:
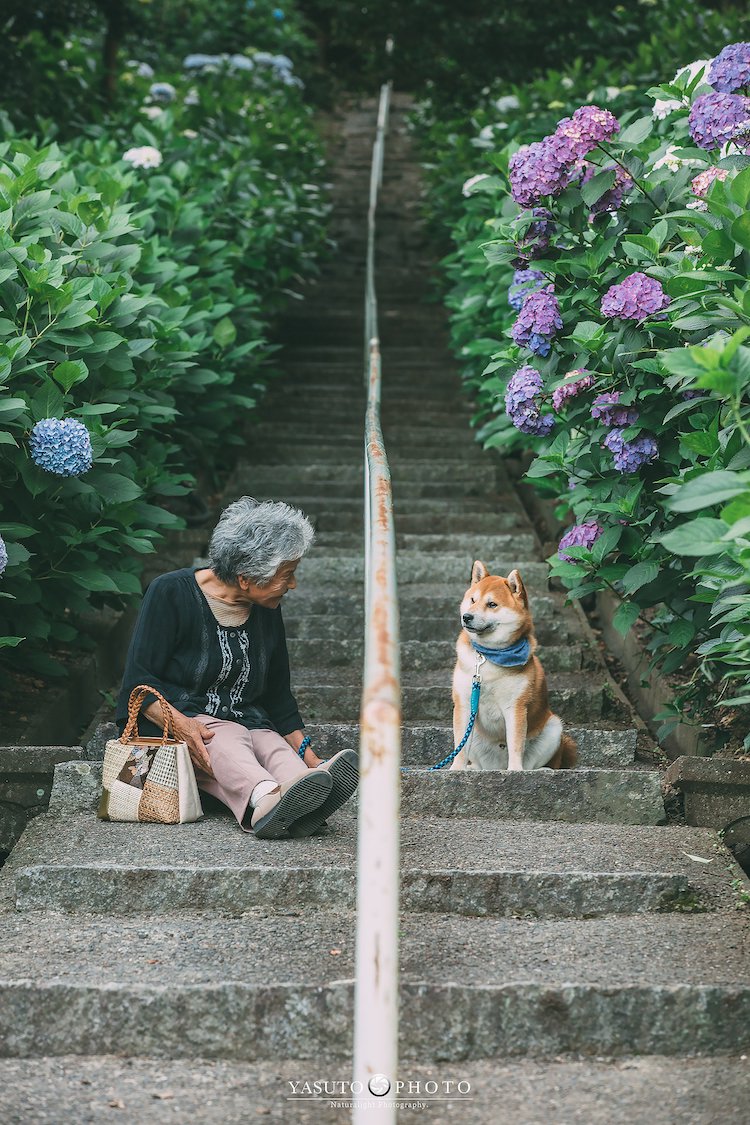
[548,730,578,770]
[559,732,578,769]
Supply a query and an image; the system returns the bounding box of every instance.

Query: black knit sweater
[115,567,304,738]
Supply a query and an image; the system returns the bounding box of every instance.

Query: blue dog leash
[402,651,485,774]
[402,636,531,773]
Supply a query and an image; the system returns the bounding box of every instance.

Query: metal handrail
[353,79,401,1124]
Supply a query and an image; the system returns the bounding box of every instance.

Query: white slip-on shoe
[288,750,359,839]
[250,771,333,840]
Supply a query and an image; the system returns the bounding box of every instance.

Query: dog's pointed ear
[507,569,528,607]
[471,559,488,585]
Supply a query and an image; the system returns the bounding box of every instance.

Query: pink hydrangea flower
[691,166,730,198]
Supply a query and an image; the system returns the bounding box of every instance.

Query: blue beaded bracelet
[297,735,312,759]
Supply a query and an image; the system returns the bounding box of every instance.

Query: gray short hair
[208,497,315,586]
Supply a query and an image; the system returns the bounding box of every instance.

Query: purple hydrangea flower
[708,43,750,94]
[555,105,620,158]
[512,207,556,266]
[29,418,93,477]
[511,285,563,356]
[591,391,639,427]
[582,162,633,216]
[603,429,659,473]
[508,269,546,311]
[558,521,604,561]
[601,272,671,320]
[0,533,7,576]
[688,92,750,151]
[508,135,576,207]
[505,365,555,435]
[552,369,594,411]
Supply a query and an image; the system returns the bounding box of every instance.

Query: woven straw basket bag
[98,685,203,824]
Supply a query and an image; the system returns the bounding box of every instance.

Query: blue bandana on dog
[470,636,531,667]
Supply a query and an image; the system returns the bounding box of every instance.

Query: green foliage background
[413,6,750,743]
[0,3,331,676]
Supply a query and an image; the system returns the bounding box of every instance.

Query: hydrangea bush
[0,33,330,672]
[417,33,750,739]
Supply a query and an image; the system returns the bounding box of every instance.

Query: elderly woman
[116,496,358,838]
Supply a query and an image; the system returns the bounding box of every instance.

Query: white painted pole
[353,80,401,1124]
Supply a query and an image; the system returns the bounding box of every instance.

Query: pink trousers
[191,716,308,833]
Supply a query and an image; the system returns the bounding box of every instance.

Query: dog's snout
[462,612,474,625]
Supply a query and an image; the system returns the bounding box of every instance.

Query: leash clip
[473,651,486,683]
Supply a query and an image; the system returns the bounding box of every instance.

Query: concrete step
[302,721,636,768]
[244,444,486,464]
[284,611,576,646]
[258,405,470,423]
[282,589,568,621]
[250,424,482,446]
[232,458,492,484]
[295,556,549,587]
[310,525,535,549]
[8,813,725,918]
[303,534,538,556]
[0,908,747,1059]
[288,638,583,674]
[293,676,610,723]
[237,479,507,502]
[0,1056,747,1124]
[48,760,658,826]
[393,767,665,825]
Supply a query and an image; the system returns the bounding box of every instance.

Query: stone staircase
[0,94,748,1123]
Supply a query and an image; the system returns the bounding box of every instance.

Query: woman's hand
[284,730,323,768]
[176,716,216,777]
[144,701,215,777]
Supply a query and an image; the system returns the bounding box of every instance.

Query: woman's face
[238,559,299,608]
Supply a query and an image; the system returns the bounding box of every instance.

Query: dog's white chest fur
[452,659,528,770]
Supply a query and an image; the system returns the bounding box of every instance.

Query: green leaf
[669,618,695,647]
[659,518,730,555]
[213,317,237,348]
[0,636,25,648]
[0,397,28,420]
[621,560,660,595]
[667,471,747,512]
[701,228,736,260]
[580,169,616,207]
[613,600,640,636]
[51,359,88,392]
[729,165,750,209]
[619,117,653,145]
[730,212,750,253]
[86,471,142,504]
[70,571,120,593]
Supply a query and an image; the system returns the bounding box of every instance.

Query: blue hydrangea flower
[603,429,659,473]
[505,365,555,435]
[273,7,285,19]
[708,43,750,94]
[0,533,7,576]
[228,54,255,71]
[508,269,546,312]
[29,418,93,477]
[591,392,639,427]
[511,286,563,356]
[183,53,222,70]
[689,92,750,151]
[149,82,176,104]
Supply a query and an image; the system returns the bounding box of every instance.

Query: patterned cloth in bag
[98,684,203,823]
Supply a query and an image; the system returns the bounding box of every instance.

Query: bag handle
[122,684,179,744]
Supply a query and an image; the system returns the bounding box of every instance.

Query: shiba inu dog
[450,560,577,771]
